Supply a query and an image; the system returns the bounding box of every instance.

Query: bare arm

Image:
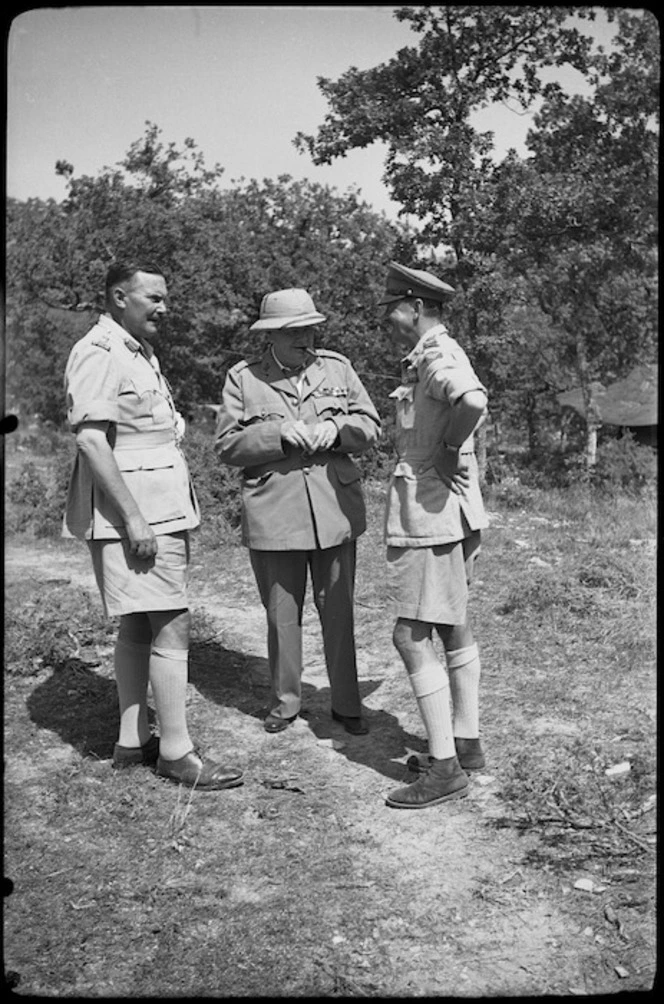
[75,422,158,558]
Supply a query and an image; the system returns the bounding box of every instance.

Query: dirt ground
[4,529,655,997]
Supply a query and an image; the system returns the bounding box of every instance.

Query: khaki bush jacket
[215,348,380,550]
[385,324,489,547]
[63,315,200,540]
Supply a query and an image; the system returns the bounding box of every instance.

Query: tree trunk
[586,422,598,469]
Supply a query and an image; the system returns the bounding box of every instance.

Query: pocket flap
[114,444,178,472]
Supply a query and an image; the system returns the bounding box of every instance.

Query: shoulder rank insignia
[91,331,111,351]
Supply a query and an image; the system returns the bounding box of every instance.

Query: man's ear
[110,284,126,309]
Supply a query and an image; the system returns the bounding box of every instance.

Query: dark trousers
[249,541,361,719]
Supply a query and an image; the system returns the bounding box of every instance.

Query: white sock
[114,636,151,748]
[446,643,481,738]
[408,662,455,760]
[149,646,193,762]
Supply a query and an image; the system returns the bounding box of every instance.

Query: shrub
[591,432,658,495]
[5,442,75,537]
[5,581,114,677]
[180,425,242,544]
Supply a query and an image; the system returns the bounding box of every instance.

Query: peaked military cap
[378,261,455,305]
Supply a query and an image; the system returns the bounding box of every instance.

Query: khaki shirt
[215,347,380,550]
[63,314,200,540]
[385,323,489,547]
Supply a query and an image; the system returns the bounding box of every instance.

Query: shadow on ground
[189,638,426,782]
[24,639,425,782]
[26,658,132,759]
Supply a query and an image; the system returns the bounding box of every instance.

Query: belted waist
[113,429,176,450]
[397,447,475,462]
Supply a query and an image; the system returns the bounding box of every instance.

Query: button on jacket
[215,348,381,550]
[63,314,200,540]
[385,323,489,547]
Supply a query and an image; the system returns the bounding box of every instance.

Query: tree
[295,5,600,257]
[6,125,402,427]
[295,7,658,468]
[475,9,658,466]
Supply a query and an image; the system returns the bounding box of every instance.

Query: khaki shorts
[387,531,481,625]
[88,531,190,617]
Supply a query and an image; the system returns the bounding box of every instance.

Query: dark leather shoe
[156,749,244,789]
[112,734,160,769]
[331,710,369,735]
[386,756,469,809]
[264,713,297,733]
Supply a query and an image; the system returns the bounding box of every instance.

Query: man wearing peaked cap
[215,287,380,736]
[377,262,490,810]
[377,261,456,305]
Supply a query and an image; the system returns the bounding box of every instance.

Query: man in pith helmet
[215,287,380,735]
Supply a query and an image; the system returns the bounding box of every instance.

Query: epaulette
[422,333,442,350]
[315,348,347,362]
[90,331,112,351]
[233,357,263,374]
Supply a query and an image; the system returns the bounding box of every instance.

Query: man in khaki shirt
[64,260,243,790]
[378,262,489,810]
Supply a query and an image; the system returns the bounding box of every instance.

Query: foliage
[5,10,658,469]
[590,431,659,495]
[295,7,658,461]
[4,579,114,677]
[180,424,243,546]
[6,126,402,426]
[5,436,76,537]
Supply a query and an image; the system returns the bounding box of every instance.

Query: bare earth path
[4,530,652,997]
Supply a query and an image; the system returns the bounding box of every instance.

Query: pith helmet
[249,288,327,331]
[378,262,455,305]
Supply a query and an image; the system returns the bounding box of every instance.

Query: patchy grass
[3,474,657,996]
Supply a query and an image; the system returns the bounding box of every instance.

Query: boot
[386,755,469,809]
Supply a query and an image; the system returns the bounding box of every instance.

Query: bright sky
[6,5,618,220]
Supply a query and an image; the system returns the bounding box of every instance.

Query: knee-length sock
[408,661,455,760]
[149,646,193,762]
[446,643,481,738]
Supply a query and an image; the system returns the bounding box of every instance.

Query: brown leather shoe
[386,756,469,809]
[112,734,160,769]
[331,710,369,735]
[264,713,297,733]
[156,749,244,789]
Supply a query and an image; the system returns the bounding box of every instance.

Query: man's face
[381,299,419,352]
[270,325,317,369]
[117,271,168,342]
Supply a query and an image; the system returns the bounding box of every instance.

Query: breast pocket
[313,392,348,418]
